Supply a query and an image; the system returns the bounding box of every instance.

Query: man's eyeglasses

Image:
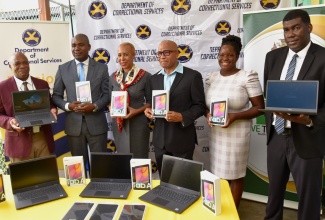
[13,61,29,67]
[156,50,177,57]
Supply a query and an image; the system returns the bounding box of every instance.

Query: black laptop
[139,155,203,214]
[79,152,133,199]
[259,80,319,115]
[9,155,68,209]
[12,89,57,127]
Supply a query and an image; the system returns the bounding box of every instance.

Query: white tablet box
[111,91,128,117]
[76,81,92,103]
[63,156,86,187]
[210,97,228,126]
[130,159,152,190]
[200,170,221,215]
[152,90,169,118]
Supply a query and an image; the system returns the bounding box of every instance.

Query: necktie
[23,81,29,91]
[274,54,298,135]
[79,62,85,81]
[0,139,7,174]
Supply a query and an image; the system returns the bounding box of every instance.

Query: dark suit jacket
[0,77,55,158]
[264,42,325,158]
[149,66,206,153]
[52,58,110,136]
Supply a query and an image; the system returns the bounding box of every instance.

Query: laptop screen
[161,155,203,192]
[12,89,50,115]
[9,155,59,192]
[90,153,132,180]
[266,80,318,112]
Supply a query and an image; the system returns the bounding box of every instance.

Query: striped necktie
[274,54,298,135]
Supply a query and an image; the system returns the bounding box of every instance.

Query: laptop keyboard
[89,182,129,191]
[19,112,50,122]
[152,187,195,204]
[17,185,61,201]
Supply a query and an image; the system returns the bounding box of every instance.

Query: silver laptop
[79,152,133,199]
[12,89,57,127]
[259,80,319,115]
[9,155,68,209]
[139,155,203,214]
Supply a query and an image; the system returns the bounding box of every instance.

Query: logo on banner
[92,48,110,64]
[171,0,191,15]
[177,44,193,63]
[259,0,280,9]
[252,115,266,135]
[136,25,152,40]
[22,29,41,47]
[88,1,107,19]
[215,20,231,36]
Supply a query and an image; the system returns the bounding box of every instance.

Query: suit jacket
[52,58,110,136]
[264,42,325,158]
[0,77,55,158]
[149,66,206,153]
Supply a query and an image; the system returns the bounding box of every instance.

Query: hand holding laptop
[273,112,313,126]
[9,118,25,132]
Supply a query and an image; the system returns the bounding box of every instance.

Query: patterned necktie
[79,63,85,81]
[0,139,6,174]
[274,54,298,135]
[23,81,29,91]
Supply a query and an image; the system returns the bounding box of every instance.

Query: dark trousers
[154,146,194,176]
[68,119,107,172]
[265,131,322,220]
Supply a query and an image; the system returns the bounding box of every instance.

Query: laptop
[259,80,319,115]
[9,155,68,209]
[79,152,133,199]
[139,155,204,214]
[12,89,57,127]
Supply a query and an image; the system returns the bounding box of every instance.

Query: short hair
[73,33,90,44]
[221,35,242,56]
[283,9,310,24]
[119,42,135,55]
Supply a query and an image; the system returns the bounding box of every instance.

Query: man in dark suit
[144,40,206,174]
[264,9,325,220]
[0,52,56,162]
[53,34,110,167]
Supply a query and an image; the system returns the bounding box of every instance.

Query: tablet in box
[131,159,151,190]
[152,90,169,118]
[0,172,5,202]
[200,170,221,215]
[118,204,146,220]
[76,81,92,103]
[111,91,128,117]
[210,98,227,126]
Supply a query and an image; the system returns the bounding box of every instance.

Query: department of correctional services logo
[88,1,107,19]
[136,25,151,40]
[259,0,280,10]
[92,48,110,64]
[177,44,193,63]
[215,20,231,36]
[22,29,41,47]
[171,0,191,15]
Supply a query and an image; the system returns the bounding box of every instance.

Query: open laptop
[12,89,57,127]
[79,152,133,199]
[259,80,319,115]
[9,155,68,209]
[139,155,204,214]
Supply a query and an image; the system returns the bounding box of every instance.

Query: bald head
[9,52,30,81]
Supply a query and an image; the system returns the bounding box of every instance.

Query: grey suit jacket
[264,42,325,158]
[53,58,110,136]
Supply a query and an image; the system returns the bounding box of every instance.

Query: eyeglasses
[156,50,177,57]
[13,61,29,67]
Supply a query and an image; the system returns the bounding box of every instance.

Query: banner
[0,21,71,159]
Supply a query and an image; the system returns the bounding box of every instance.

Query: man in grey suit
[264,9,325,220]
[53,34,110,167]
[144,40,206,175]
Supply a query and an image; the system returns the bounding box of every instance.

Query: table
[0,176,239,220]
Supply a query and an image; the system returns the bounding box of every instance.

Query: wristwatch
[93,103,98,112]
